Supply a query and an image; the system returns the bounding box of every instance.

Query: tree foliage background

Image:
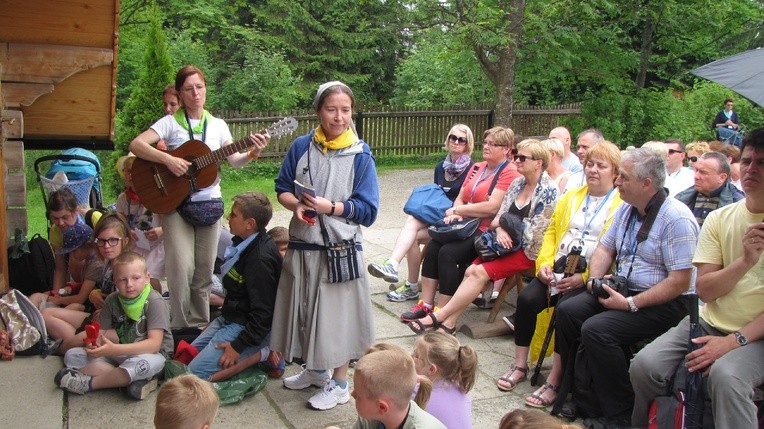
[116,0,764,148]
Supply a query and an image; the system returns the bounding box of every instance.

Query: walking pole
[530,307,556,386]
[530,247,583,387]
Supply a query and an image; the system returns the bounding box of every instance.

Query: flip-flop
[496,364,528,391]
[408,313,439,335]
[524,382,559,408]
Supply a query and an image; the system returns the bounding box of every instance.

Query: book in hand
[294,180,317,202]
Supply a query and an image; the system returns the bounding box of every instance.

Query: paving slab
[2,168,583,428]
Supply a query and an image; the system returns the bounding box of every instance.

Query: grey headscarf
[312,81,358,136]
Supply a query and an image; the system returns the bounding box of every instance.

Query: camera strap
[616,189,667,279]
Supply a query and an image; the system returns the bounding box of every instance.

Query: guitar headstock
[266,117,298,139]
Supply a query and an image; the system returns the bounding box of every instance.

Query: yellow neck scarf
[314,126,359,153]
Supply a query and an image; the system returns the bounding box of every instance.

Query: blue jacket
[275,131,379,234]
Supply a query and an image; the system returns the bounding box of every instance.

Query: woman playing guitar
[129,65,269,330]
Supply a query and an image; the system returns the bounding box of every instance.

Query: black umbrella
[684,293,704,429]
[691,48,764,106]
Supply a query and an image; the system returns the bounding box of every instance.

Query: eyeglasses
[688,156,698,163]
[513,155,538,162]
[94,237,123,247]
[667,149,684,155]
[448,134,468,145]
[483,141,509,148]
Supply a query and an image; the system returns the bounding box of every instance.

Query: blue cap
[57,223,93,255]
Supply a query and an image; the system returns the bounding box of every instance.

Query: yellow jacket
[534,185,623,282]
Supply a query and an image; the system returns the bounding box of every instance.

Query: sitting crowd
[5,75,762,429]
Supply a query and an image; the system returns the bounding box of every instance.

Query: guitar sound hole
[185,162,199,177]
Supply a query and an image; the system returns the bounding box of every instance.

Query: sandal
[408,313,439,335]
[437,323,457,336]
[496,364,528,392]
[524,382,559,408]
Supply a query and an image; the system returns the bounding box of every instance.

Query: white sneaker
[59,370,92,395]
[283,366,331,390]
[308,379,350,410]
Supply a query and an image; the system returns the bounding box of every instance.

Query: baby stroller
[34,148,104,218]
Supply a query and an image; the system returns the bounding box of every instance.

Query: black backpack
[7,230,55,296]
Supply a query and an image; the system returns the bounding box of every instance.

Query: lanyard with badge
[577,188,615,255]
[616,213,640,280]
[469,160,507,202]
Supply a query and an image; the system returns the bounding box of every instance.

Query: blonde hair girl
[412,332,478,429]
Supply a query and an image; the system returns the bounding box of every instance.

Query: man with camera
[555,147,699,426]
[630,128,764,428]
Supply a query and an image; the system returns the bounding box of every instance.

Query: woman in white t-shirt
[129,65,269,329]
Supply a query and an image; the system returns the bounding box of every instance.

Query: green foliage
[213,48,300,111]
[392,29,494,107]
[248,0,409,104]
[110,16,175,196]
[567,83,764,148]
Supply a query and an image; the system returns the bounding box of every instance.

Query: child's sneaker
[367,260,399,283]
[308,379,350,410]
[58,370,92,395]
[125,377,159,400]
[400,300,437,322]
[283,366,331,390]
[54,367,77,386]
[386,282,420,302]
[263,350,285,378]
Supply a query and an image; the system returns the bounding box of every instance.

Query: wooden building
[0,0,118,290]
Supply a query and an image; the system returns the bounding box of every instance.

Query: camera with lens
[589,276,630,299]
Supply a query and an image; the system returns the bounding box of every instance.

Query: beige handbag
[0,290,41,351]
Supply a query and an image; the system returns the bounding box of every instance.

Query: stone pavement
[0,168,553,429]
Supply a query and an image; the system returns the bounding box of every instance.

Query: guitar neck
[191,117,297,169]
[194,137,252,170]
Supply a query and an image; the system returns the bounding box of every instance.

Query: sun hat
[57,223,93,255]
[116,153,136,180]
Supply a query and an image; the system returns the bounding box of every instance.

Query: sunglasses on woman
[448,134,468,145]
[688,156,698,163]
[513,154,538,162]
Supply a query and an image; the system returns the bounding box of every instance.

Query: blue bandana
[220,233,258,276]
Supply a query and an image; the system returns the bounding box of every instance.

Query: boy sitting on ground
[188,191,284,381]
[154,374,219,429]
[55,251,173,400]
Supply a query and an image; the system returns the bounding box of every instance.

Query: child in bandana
[55,251,173,400]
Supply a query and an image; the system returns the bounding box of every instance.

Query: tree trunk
[494,51,517,127]
[471,0,525,128]
[635,4,665,89]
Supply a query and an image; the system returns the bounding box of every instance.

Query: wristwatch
[626,296,639,313]
[734,331,748,346]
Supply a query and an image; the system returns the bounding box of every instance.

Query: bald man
[549,126,582,174]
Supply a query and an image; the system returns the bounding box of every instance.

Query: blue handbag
[403,183,452,225]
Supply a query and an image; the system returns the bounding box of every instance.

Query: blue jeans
[188,316,269,380]
[717,127,742,147]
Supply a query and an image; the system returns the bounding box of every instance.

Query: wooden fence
[217,104,581,159]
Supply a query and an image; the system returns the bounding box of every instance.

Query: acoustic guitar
[131,116,298,214]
